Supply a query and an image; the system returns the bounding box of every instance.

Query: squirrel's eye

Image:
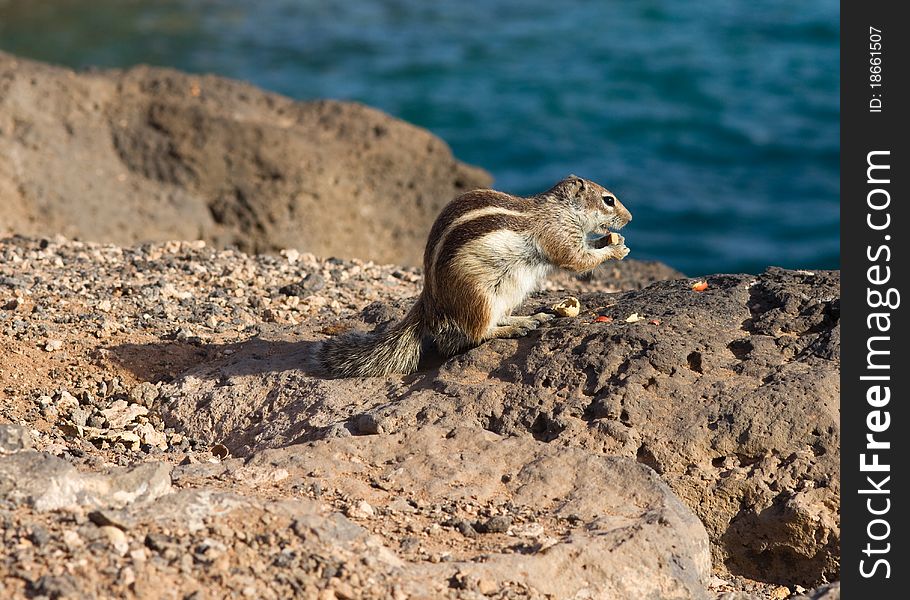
[602,195,615,207]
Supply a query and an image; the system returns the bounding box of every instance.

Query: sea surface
[0,0,839,275]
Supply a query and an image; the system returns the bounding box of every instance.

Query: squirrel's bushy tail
[319,299,425,377]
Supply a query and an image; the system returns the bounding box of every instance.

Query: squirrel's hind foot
[491,312,554,339]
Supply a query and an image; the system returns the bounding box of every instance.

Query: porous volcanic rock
[0,427,713,598]
[161,267,840,586]
[0,51,491,265]
[248,426,714,598]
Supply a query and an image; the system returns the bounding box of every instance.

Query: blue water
[0,0,839,275]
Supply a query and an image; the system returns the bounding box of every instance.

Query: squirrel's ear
[567,175,586,197]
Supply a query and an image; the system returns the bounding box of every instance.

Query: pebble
[512,522,545,538]
[329,578,356,600]
[28,525,50,547]
[477,578,499,596]
[136,423,168,449]
[475,515,511,534]
[44,339,63,352]
[55,390,79,412]
[446,518,478,538]
[2,297,22,310]
[100,400,149,429]
[194,538,227,564]
[279,273,326,296]
[118,566,136,587]
[769,586,791,600]
[281,248,300,264]
[346,500,375,519]
[70,407,91,427]
[129,548,147,563]
[62,530,83,549]
[355,414,384,435]
[0,423,34,454]
[99,525,129,556]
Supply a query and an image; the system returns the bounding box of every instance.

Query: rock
[2,297,22,310]
[330,580,356,600]
[135,423,167,449]
[477,578,499,596]
[162,267,839,586]
[100,400,149,428]
[0,230,828,597]
[247,427,713,598]
[346,500,374,519]
[769,586,792,600]
[27,575,82,599]
[61,530,84,550]
[119,566,137,588]
[44,339,63,352]
[475,516,511,534]
[144,532,178,553]
[194,538,228,564]
[75,427,143,451]
[0,452,172,511]
[279,273,326,296]
[0,423,33,454]
[512,522,545,539]
[29,524,51,547]
[55,389,80,412]
[70,406,91,428]
[87,414,106,429]
[355,413,384,435]
[129,382,159,407]
[446,518,478,539]
[100,525,130,556]
[0,51,491,266]
[794,582,840,600]
[135,489,258,533]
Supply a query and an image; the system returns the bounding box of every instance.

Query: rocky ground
[0,236,839,599]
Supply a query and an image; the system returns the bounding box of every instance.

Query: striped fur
[320,175,632,377]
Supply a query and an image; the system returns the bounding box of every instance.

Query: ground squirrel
[320,175,632,377]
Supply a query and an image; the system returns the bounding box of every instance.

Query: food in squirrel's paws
[592,232,622,249]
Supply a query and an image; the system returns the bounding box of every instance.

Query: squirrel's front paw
[603,235,629,260]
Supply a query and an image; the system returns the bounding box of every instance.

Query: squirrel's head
[551,175,632,235]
